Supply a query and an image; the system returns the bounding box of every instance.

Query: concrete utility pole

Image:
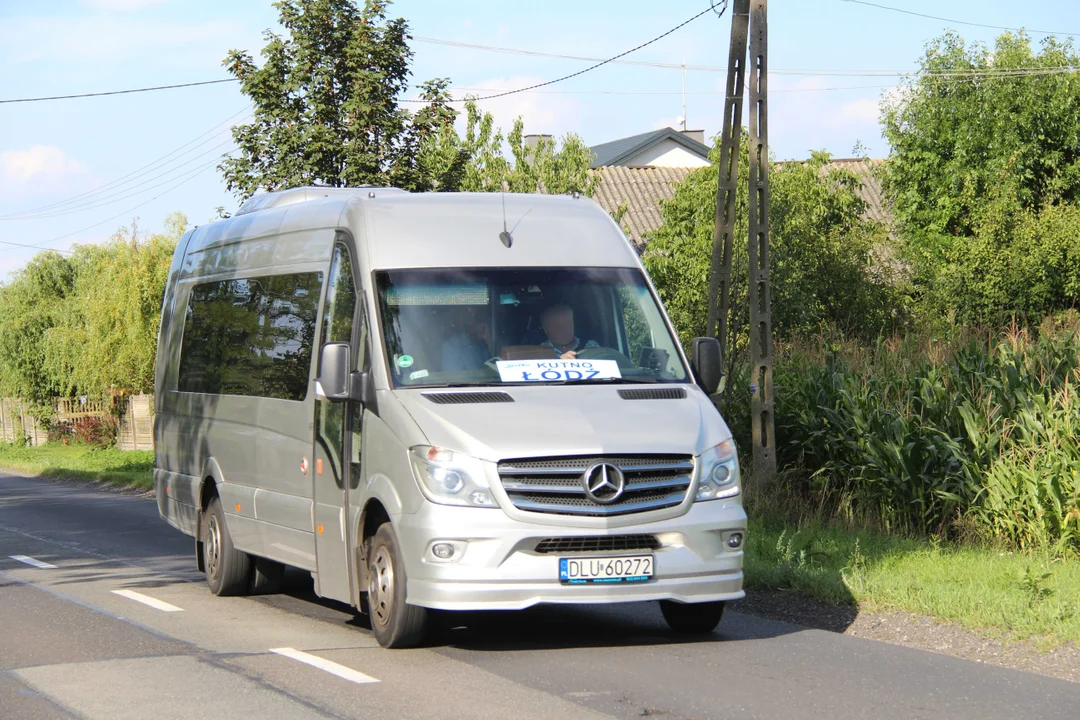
[708,0,775,484]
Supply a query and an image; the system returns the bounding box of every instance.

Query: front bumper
[395,498,747,611]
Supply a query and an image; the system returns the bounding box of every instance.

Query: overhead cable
[1,106,251,220]
[836,0,1080,37]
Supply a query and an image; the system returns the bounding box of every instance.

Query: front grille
[534,534,661,554]
[498,455,693,517]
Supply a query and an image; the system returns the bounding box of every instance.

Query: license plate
[559,555,653,584]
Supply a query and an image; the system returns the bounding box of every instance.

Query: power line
[466,1,729,101]
[0,238,74,255]
[1,106,251,220]
[0,78,237,105]
[8,138,236,221]
[836,0,1080,37]
[413,36,698,71]
[2,154,233,255]
[404,83,895,101]
[5,27,1076,110]
[41,156,231,248]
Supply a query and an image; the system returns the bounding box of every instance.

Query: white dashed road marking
[270,647,380,684]
[9,554,58,569]
[112,589,184,612]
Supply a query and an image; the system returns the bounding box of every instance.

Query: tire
[201,496,252,596]
[367,522,428,648]
[660,600,725,634]
[250,557,285,595]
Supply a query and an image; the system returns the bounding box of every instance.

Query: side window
[317,245,358,489]
[320,246,356,347]
[177,272,323,400]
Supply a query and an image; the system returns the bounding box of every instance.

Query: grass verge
[0,442,153,489]
[745,514,1080,647]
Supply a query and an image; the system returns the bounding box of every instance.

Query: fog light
[727,532,744,549]
[432,542,456,559]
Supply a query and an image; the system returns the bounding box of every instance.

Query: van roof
[189,187,640,274]
[351,191,640,270]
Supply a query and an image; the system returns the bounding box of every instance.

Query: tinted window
[178,273,323,400]
[375,267,689,388]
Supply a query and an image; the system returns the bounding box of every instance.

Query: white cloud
[840,98,880,124]
[81,0,168,10]
[2,146,88,181]
[0,146,92,199]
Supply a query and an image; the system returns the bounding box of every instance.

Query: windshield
[375,267,689,388]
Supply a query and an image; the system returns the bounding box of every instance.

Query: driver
[539,303,598,359]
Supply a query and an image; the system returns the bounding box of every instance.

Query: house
[589,127,711,169]
[587,128,710,246]
[587,128,890,248]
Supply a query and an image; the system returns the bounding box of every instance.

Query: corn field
[751,312,1080,555]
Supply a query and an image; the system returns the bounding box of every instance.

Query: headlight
[409,446,497,508]
[695,438,740,501]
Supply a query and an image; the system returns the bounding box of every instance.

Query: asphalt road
[1,473,1078,720]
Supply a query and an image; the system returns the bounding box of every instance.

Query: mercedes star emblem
[582,462,626,504]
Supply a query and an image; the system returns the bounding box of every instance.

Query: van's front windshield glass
[375,267,690,388]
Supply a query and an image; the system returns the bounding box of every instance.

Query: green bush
[763,313,1080,553]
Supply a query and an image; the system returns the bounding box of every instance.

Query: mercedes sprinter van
[153,186,745,647]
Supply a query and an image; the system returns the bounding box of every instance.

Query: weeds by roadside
[0,442,153,489]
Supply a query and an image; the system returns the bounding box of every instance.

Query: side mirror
[690,337,724,395]
[316,342,351,401]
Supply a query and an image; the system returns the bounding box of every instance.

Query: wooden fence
[0,395,154,451]
[117,395,154,451]
[0,398,45,446]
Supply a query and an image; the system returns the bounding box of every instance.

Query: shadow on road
[267,567,808,651]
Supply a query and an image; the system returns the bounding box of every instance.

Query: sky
[2,0,1079,279]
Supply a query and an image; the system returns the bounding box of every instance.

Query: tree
[50,215,187,397]
[882,32,1080,249]
[418,100,598,196]
[881,31,1080,322]
[643,138,902,388]
[0,216,186,407]
[220,0,455,199]
[0,252,76,407]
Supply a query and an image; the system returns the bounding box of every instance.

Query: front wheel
[367,523,428,648]
[202,497,251,596]
[660,600,725,634]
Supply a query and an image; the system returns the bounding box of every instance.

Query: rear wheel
[202,497,251,596]
[367,522,428,648]
[660,600,725,634]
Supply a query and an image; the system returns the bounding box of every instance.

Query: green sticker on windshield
[397,355,414,368]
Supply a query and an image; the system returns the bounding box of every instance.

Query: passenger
[539,303,598,359]
[441,305,491,371]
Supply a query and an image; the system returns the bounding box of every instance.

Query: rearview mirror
[316,342,351,401]
[690,337,724,396]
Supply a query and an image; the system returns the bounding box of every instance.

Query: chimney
[680,129,705,145]
[524,134,553,151]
